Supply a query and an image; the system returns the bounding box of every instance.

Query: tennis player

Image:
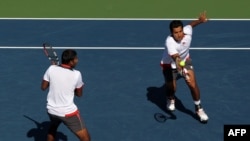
[160,11,209,123]
[41,49,91,141]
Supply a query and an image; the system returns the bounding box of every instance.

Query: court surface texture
[0,19,250,141]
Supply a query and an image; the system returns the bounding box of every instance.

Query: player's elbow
[75,92,83,97]
[74,87,83,97]
[41,87,46,91]
[41,80,49,91]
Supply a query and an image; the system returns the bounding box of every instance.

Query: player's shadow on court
[24,115,68,141]
[146,84,199,122]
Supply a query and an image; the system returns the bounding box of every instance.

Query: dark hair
[169,20,183,33]
[61,49,77,64]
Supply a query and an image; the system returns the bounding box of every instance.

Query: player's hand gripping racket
[43,43,59,65]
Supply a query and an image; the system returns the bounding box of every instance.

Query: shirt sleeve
[183,25,193,35]
[43,67,51,82]
[75,71,84,88]
[166,37,178,56]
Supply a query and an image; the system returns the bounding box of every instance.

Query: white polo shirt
[43,65,84,117]
[161,25,193,69]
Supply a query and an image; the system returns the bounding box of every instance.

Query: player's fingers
[199,11,208,22]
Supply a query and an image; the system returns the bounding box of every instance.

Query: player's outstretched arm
[189,11,208,27]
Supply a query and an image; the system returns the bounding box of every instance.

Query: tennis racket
[43,43,59,65]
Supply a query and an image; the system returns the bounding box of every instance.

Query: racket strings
[44,47,57,59]
[43,43,59,65]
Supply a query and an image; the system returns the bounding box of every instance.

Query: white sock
[194,100,201,105]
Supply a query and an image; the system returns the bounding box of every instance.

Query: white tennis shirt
[43,65,84,117]
[161,25,193,69]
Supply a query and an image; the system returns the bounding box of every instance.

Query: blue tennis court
[0,19,250,141]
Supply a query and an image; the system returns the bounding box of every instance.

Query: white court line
[0,18,250,21]
[1,46,250,50]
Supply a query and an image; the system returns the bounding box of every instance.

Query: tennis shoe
[196,108,209,123]
[166,99,175,111]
